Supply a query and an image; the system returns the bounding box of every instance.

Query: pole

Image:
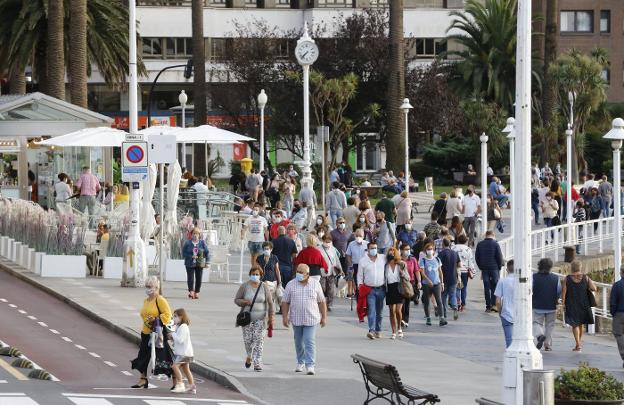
[146,64,187,128]
[122,0,147,288]
[508,134,515,236]
[321,127,325,214]
[181,103,187,169]
[204,141,208,178]
[404,111,409,191]
[566,126,573,241]
[503,0,543,402]
[259,105,265,172]
[302,64,312,186]
[480,133,488,239]
[159,163,165,293]
[614,145,622,281]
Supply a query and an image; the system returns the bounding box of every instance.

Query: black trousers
[186,266,203,293]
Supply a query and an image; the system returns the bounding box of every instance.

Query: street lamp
[503,117,515,235]
[480,132,488,238]
[566,124,573,236]
[400,98,413,189]
[179,90,188,170]
[604,117,624,282]
[257,89,268,172]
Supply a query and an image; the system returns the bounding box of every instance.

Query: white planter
[0,236,8,257]
[103,257,123,279]
[29,250,37,272]
[20,246,31,269]
[33,252,44,275]
[165,259,186,282]
[12,242,22,263]
[40,255,86,278]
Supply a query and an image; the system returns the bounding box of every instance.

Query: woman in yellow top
[130,276,173,388]
[114,184,130,203]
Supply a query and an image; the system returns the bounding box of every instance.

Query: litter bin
[240,158,253,176]
[523,369,554,405]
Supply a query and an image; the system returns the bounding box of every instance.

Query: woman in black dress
[561,261,597,352]
[385,248,405,340]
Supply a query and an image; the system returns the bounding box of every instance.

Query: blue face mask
[192,235,199,242]
[368,248,378,257]
[296,273,305,282]
[249,275,260,283]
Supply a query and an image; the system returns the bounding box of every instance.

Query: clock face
[295,41,319,65]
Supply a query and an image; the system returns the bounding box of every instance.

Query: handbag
[152,297,173,376]
[399,264,415,299]
[236,281,263,327]
[586,277,597,307]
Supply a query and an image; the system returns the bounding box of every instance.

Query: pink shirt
[76,173,101,196]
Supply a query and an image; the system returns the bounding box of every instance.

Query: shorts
[248,241,264,255]
[345,267,354,281]
[174,355,193,364]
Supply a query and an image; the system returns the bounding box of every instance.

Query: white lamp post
[503,117,515,235]
[480,132,488,238]
[503,0,543,402]
[604,118,624,282]
[566,124,573,237]
[400,98,413,189]
[179,90,188,169]
[258,89,268,172]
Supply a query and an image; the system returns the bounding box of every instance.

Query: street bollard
[523,369,554,405]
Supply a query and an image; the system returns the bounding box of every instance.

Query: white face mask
[338,223,346,230]
[145,288,155,296]
[323,242,332,248]
[316,219,323,225]
[426,249,434,257]
[253,210,259,217]
[356,236,363,243]
[318,232,325,238]
[405,224,412,230]
[359,218,366,223]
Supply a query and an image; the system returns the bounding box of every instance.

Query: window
[142,38,163,58]
[209,38,228,61]
[165,38,192,58]
[316,0,351,7]
[415,38,446,58]
[560,11,594,33]
[277,0,290,5]
[601,68,610,84]
[245,0,257,5]
[268,39,291,60]
[601,10,611,33]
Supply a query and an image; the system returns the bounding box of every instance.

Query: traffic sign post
[122,142,149,182]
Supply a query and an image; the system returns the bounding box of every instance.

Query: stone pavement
[2,256,623,405]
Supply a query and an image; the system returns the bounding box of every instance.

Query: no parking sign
[122,141,148,182]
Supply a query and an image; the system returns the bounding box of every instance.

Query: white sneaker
[398,330,404,338]
[295,364,305,373]
[171,383,186,393]
[185,384,196,394]
[390,333,396,340]
[306,366,315,375]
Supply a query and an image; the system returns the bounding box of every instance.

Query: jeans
[366,286,386,332]
[495,194,508,207]
[533,310,556,349]
[482,270,499,309]
[293,325,317,367]
[532,202,540,224]
[421,283,443,319]
[456,272,469,307]
[441,281,457,317]
[463,216,477,246]
[281,265,293,286]
[328,209,342,229]
[186,266,203,293]
[501,316,513,348]
[613,312,624,361]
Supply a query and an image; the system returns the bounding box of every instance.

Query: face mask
[253,210,259,217]
[275,217,282,222]
[369,248,378,257]
[359,218,366,223]
[387,253,395,261]
[296,273,305,282]
[250,274,260,283]
[323,242,332,248]
[316,219,323,225]
[145,288,155,296]
[338,223,346,230]
[263,249,271,256]
[547,197,552,201]
[426,249,434,257]
[318,232,325,238]
[401,250,410,257]
[405,224,412,231]
[356,236,363,243]
[192,235,199,242]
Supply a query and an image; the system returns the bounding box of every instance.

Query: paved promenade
[2,256,623,405]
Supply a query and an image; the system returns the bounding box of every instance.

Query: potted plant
[555,363,624,404]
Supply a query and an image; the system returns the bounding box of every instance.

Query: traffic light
[184,59,193,79]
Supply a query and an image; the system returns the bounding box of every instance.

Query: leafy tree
[549,48,609,180]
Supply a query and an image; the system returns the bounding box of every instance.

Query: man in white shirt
[241,205,269,265]
[357,242,387,339]
[299,180,317,230]
[462,186,481,247]
[495,260,515,348]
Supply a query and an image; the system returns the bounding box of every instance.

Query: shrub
[555,363,624,400]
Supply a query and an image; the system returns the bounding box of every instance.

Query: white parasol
[141,163,158,240]
[165,161,182,238]
[36,127,128,147]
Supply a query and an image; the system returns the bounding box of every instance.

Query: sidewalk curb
[0,260,271,405]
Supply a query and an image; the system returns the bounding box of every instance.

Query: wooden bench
[351,354,440,405]
[358,185,383,198]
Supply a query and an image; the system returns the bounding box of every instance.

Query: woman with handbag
[384,247,406,339]
[234,266,274,372]
[131,276,173,388]
[182,227,210,300]
[561,261,597,352]
[452,234,476,312]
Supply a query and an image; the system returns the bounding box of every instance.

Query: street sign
[125,134,144,142]
[122,142,148,182]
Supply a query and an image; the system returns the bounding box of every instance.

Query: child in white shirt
[169,308,195,394]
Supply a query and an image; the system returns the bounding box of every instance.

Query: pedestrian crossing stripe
[63,393,250,403]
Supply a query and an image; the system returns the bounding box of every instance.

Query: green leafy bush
[555,363,624,400]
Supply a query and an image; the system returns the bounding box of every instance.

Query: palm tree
[444,0,520,112]
[69,0,87,107]
[192,0,207,127]
[0,0,142,98]
[47,0,65,99]
[386,0,405,173]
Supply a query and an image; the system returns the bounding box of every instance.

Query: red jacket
[357,284,373,321]
[270,220,290,240]
[294,247,328,276]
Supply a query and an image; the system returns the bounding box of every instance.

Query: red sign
[233,144,247,160]
[126,145,145,163]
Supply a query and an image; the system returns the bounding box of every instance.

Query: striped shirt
[282,277,325,326]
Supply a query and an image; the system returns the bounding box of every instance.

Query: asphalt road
[0,270,253,405]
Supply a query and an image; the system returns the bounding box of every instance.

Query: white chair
[206,245,231,283]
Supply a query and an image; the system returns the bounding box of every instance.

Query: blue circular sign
[126,145,144,164]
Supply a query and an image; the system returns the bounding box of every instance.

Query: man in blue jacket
[475,230,504,313]
[610,267,624,367]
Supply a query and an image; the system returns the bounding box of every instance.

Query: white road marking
[88,352,101,358]
[143,400,187,405]
[0,398,39,405]
[27,316,37,320]
[123,306,135,311]
[8,304,16,308]
[49,329,60,334]
[0,299,6,302]
[63,393,249,403]
[67,398,115,405]
[0,393,25,396]
[0,380,6,383]
[62,337,72,342]
[37,322,48,327]
[121,370,133,376]
[17,310,26,314]
[75,344,86,350]
[103,361,117,367]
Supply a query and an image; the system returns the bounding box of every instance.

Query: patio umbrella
[165,161,182,239]
[37,127,128,147]
[177,125,254,143]
[141,163,158,240]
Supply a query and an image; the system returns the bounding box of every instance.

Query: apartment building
[534,0,623,102]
